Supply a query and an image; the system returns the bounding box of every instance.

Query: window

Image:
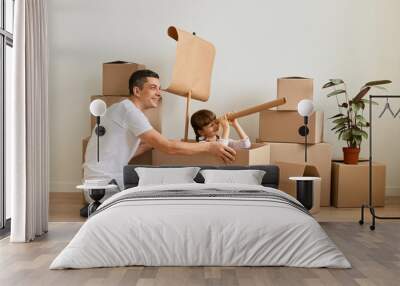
[0,0,14,234]
[5,0,13,33]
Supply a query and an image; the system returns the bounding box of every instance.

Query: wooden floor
[1,222,400,286]
[0,194,398,286]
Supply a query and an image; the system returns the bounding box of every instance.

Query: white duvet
[50,183,351,269]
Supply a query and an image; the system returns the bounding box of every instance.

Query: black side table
[289,177,321,211]
[77,184,117,217]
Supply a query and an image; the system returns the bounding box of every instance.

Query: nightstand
[289,176,321,214]
[76,184,117,216]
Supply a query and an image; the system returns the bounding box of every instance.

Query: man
[83,70,236,199]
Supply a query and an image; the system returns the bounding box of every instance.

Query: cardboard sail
[165,26,216,102]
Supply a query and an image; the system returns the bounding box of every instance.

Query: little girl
[190,109,251,149]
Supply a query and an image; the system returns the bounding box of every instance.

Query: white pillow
[200,169,266,185]
[135,167,201,186]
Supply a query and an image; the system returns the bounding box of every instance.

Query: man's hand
[207,141,236,163]
[139,129,236,162]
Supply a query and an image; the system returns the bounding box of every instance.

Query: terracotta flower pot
[343,147,360,164]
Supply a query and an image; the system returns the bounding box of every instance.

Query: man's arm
[132,142,153,158]
[139,129,236,162]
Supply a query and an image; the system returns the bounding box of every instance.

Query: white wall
[48,0,400,194]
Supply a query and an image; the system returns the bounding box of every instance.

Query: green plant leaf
[363,80,392,87]
[352,103,360,113]
[372,86,387,90]
[353,87,371,102]
[329,79,344,85]
[352,129,363,136]
[327,89,346,97]
[341,129,352,140]
[334,126,347,133]
[361,99,378,105]
[355,115,367,122]
[331,123,346,131]
[329,113,345,119]
[360,130,368,139]
[333,117,348,124]
[351,129,368,139]
[322,82,335,89]
[353,101,365,110]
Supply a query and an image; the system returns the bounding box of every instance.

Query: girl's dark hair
[190,109,217,142]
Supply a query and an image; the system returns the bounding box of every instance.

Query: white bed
[50,182,351,269]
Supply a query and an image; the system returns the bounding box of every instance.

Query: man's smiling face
[133,77,162,109]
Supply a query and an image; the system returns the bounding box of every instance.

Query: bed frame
[123,165,279,189]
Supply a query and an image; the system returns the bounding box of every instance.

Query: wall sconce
[89,99,107,162]
[297,99,314,162]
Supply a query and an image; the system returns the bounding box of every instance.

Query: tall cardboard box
[90,95,162,133]
[102,61,146,95]
[257,141,332,206]
[259,110,324,143]
[332,162,386,207]
[152,143,270,166]
[277,77,313,110]
[277,162,321,214]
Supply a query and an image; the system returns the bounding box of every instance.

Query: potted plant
[322,79,391,164]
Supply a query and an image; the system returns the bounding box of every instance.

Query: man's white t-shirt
[83,99,152,189]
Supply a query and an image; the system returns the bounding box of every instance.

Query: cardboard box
[332,162,386,207]
[90,95,162,133]
[128,150,153,165]
[259,110,324,143]
[82,137,152,165]
[257,141,332,206]
[102,61,146,95]
[152,143,270,166]
[277,77,313,111]
[278,162,321,214]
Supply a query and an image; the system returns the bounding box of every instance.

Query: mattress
[50,183,351,269]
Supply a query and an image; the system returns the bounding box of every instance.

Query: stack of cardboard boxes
[82,70,332,208]
[257,77,332,207]
[82,61,162,165]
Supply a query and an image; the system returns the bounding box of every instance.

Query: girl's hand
[219,115,229,129]
[226,112,238,126]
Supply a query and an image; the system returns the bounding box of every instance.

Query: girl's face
[198,119,219,139]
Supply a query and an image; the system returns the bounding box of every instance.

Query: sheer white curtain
[9,0,49,242]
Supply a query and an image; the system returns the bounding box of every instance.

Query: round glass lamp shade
[90,99,107,117]
[297,99,314,117]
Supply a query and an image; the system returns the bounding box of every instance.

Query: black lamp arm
[94,116,106,162]
[297,116,310,163]
[304,116,309,125]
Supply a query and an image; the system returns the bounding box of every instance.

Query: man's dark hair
[128,69,159,95]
